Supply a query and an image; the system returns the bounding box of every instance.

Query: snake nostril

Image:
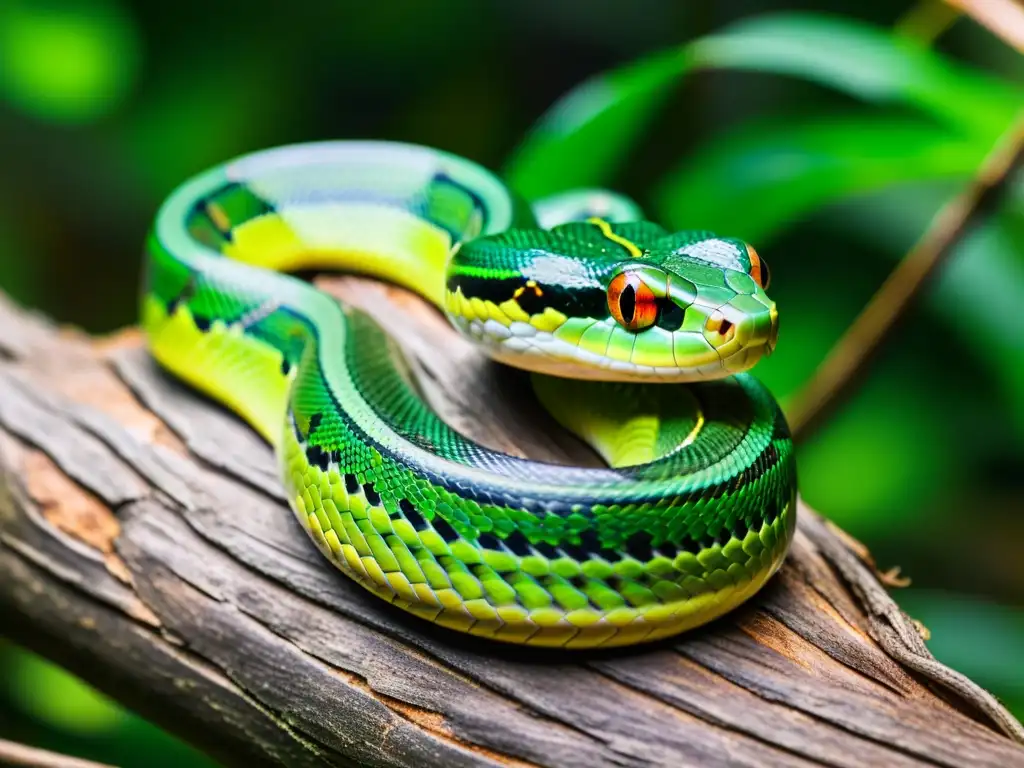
[719,319,734,337]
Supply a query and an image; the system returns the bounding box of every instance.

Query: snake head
[444,220,779,382]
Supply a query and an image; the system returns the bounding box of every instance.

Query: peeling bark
[0,282,1021,768]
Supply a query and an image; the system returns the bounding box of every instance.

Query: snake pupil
[607,271,659,331]
[619,284,636,324]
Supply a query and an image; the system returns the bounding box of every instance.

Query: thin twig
[788,109,1024,442]
[894,0,962,44]
[944,0,1024,51]
[788,0,1024,441]
[0,739,115,768]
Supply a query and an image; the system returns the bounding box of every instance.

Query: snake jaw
[447,288,779,382]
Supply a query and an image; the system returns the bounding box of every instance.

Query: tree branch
[0,739,114,768]
[787,108,1024,442]
[945,0,1024,51]
[0,282,1022,767]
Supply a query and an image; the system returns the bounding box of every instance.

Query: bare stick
[0,282,1022,765]
[945,0,1024,51]
[0,739,114,768]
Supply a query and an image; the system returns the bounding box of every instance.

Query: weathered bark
[0,279,1021,768]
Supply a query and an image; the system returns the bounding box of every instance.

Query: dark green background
[1,1,1022,765]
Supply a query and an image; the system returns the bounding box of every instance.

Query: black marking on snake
[476,532,502,550]
[448,274,608,321]
[531,540,560,559]
[500,530,533,557]
[623,531,655,562]
[655,542,680,560]
[290,305,792,538]
[763,497,781,527]
[558,528,612,562]
[732,520,750,541]
[331,449,342,465]
[307,412,323,436]
[567,574,589,590]
[306,445,329,471]
[771,410,792,441]
[400,499,428,530]
[363,483,381,506]
[431,515,460,543]
[280,357,291,375]
[193,315,212,332]
[344,473,359,494]
[605,575,625,594]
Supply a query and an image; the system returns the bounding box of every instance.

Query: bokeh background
[1,0,1022,765]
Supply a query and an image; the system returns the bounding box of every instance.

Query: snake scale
[141,141,797,648]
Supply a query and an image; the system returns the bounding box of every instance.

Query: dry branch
[787,107,1024,442]
[0,739,115,768]
[0,282,1022,768]
[945,0,1024,51]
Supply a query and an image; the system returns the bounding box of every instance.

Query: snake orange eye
[608,272,658,331]
[746,244,770,290]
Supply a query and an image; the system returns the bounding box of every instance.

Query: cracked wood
[0,282,1022,768]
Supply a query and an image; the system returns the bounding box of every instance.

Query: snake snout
[704,301,779,375]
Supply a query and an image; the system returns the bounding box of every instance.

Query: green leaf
[794,365,960,532]
[505,12,1020,199]
[653,114,984,242]
[0,0,141,124]
[688,14,1019,138]
[7,648,126,734]
[503,49,682,199]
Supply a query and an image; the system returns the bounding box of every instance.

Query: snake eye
[608,271,658,332]
[746,244,770,290]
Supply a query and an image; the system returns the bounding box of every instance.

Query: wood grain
[0,281,1021,768]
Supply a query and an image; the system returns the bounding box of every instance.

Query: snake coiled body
[141,141,796,648]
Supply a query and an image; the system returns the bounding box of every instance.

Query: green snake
[141,141,796,648]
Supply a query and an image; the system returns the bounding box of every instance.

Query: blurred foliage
[0,1,1022,765]
[0,0,140,123]
[0,640,215,767]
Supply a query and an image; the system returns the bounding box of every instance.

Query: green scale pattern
[272,304,795,645]
[141,140,797,647]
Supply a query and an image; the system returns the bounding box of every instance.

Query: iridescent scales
[281,409,796,648]
[141,140,798,649]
